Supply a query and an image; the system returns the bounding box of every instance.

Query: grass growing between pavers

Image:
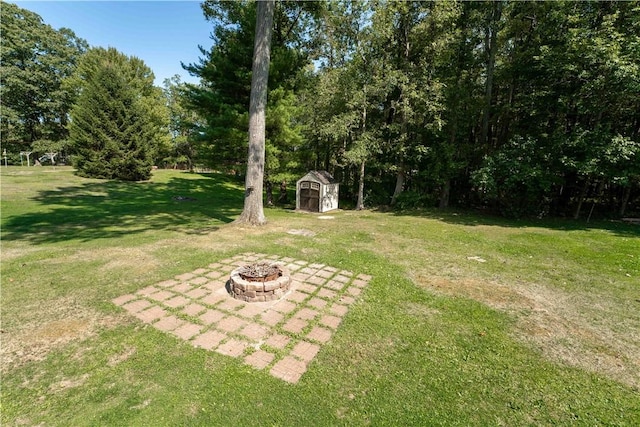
[2,167,639,425]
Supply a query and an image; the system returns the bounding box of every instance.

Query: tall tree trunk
[356,85,368,211]
[481,1,501,149]
[237,0,275,225]
[573,178,590,219]
[356,159,366,210]
[439,179,451,209]
[390,164,405,206]
[619,186,631,217]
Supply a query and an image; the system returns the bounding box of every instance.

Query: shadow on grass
[383,207,640,237]
[2,172,244,244]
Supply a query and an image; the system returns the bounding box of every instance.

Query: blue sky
[12,1,214,86]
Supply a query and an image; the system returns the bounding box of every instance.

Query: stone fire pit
[229,262,291,302]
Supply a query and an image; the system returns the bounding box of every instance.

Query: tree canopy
[0,2,88,154]
[294,0,640,217]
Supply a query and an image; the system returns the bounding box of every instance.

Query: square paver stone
[307,276,326,286]
[155,315,185,332]
[307,297,327,309]
[149,290,174,302]
[172,283,193,293]
[352,279,368,288]
[136,286,160,296]
[325,280,345,291]
[155,279,178,288]
[199,309,226,325]
[216,339,248,357]
[206,271,224,279]
[333,275,351,284]
[164,295,189,308]
[329,304,348,317]
[260,310,284,326]
[204,281,225,292]
[273,300,297,314]
[270,356,308,384]
[292,273,310,282]
[217,316,247,333]
[176,273,196,281]
[307,326,332,344]
[239,324,268,341]
[291,341,321,361]
[245,350,275,370]
[296,283,318,294]
[339,295,356,305]
[182,303,206,316]
[320,315,342,329]
[264,333,290,350]
[201,292,226,306]
[317,288,337,300]
[112,294,136,306]
[315,269,334,279]
[236,303,269,319]
[218,298,245,312]
[189,277,209,286]
[347,286,362,296]
[135,306,167,323]
[172,322,202,340]
[186,288,209,299]
[123,299,152,313]
[192,330,226,350]
[283,317,307,334]
[294,308,318,320]
[286,291,308,303]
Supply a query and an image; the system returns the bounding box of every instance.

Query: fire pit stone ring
[229,263,291,302]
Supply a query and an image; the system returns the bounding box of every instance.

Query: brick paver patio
[113,253,371,383]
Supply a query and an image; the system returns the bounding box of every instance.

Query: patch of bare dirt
[49,373,90,393]
[107,346,137,367]
[1,297,128,374]
[56,247,162,276]
[0,245,43,262]
[415,274,640,390]
[404,302,441,318]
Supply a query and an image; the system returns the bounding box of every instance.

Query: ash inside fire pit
[229,262,291,302]
[238,262,282,282]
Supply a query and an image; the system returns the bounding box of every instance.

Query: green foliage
[302,0,639,217]
[0,2,87,151]
[182,0,318,178]
[472,136,560,217]
[68,48,170,181]
[161,75,202,170]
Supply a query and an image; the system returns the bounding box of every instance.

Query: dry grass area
[1,296,128,374]
[414,274,639,389]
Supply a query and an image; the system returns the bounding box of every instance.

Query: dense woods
[2,1,639,218]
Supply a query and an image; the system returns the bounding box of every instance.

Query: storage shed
[296,171,339,213]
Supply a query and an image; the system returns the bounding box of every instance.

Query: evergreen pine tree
[68,48,169,181]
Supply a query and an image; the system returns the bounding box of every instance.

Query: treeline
[182,0,639,218]
[1,2,170,180]
[2,1,639,218]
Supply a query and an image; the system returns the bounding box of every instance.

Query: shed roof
[300,170,338,185]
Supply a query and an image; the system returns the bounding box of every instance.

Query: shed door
[299,181,320,212]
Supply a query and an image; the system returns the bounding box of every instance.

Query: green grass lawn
[2,167,639,426]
